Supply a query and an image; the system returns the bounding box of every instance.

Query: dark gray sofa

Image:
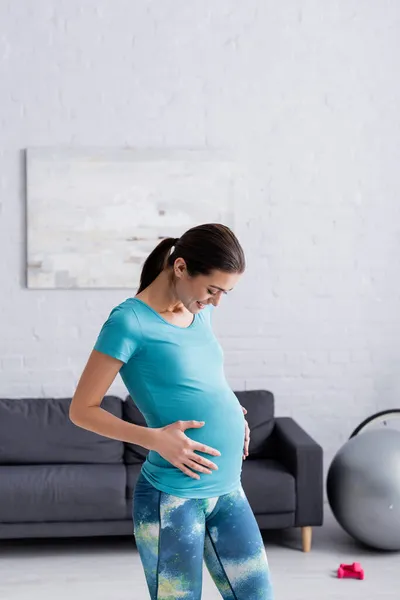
[0,390,323,551]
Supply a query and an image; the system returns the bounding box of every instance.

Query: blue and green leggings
[133,472,274,599]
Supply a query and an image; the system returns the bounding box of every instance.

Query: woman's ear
[173,257,187,279]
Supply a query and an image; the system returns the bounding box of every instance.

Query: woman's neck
[136,270,185,315]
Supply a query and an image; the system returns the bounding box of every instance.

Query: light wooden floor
[0,508,398,599]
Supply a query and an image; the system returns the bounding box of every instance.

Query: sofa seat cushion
[0,396,124,464]
[0,464,128,522]
[241,458,296,515]
[124,464,148,518]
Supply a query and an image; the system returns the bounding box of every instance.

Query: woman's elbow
[69,398,86,425]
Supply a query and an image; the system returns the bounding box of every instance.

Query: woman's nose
[211,292,222,307]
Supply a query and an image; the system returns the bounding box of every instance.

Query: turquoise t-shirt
[94,297,245,499]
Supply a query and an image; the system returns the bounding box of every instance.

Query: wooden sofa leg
[301,526,312,552]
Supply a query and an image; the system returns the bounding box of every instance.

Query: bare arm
[69,349,156,450]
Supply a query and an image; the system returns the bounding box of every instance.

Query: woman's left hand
[241,405,250,460]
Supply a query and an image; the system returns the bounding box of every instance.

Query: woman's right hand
[150,420,221,480]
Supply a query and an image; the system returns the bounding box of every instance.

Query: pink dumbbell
[337,562,365,580]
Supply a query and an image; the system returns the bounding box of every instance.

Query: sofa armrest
[273,417,323,527]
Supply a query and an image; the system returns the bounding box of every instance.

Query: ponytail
[137,224,245,294]
[137,237,178,293]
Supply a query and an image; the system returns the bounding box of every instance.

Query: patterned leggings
[133,472,274,600]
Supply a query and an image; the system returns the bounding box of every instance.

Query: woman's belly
[141,386,246,498]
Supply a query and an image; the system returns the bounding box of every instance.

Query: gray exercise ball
[327,428,400,550]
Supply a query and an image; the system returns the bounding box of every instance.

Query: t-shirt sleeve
[93,304,142,364]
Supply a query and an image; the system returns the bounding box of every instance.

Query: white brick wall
[1,1,400,467]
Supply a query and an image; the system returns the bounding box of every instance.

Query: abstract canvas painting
[26,148,245,289]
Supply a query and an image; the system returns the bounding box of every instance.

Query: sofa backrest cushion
[0,396,124,464]
[123,396,149,464]
[234,390,275,457]
[122,389,275,464]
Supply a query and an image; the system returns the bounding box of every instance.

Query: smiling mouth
[196,301,205,309]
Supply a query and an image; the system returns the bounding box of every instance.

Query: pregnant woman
[70,223,273,600]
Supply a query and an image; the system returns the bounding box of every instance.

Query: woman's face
[173,260,243,314]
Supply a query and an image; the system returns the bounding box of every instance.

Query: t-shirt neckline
[132,297,198,330]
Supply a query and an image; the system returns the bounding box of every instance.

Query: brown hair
[137,223,245,293]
